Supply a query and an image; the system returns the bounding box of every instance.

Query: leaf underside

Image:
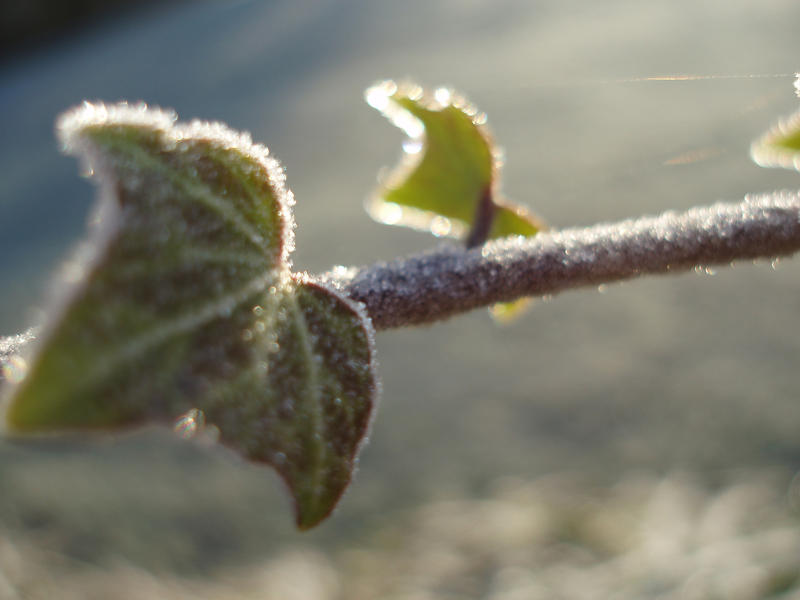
[2,102,377,530]
[366,80,543,320]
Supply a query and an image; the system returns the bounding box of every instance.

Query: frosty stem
[327,191,800,330]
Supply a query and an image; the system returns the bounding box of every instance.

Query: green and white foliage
[366,80,544,320]
[4,77,800,531]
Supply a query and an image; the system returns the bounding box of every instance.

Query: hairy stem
[3,191,800,360]
[325,191,800,330]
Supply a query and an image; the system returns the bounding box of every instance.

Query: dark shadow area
[0,0,187,62]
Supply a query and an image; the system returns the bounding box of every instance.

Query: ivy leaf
[365,80,543,243]
[750,107,800,171]
[366,80,543,320]
[1,102,377,530]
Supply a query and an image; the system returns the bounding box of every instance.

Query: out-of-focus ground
[4,472,800,599]
[1,1,800,598]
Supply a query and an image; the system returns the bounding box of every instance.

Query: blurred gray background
[2,1,800,598]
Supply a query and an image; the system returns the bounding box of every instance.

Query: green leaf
[750,108,800,171]
[365,80,543,243]
[2,102,377,530]
[366,80,544,320]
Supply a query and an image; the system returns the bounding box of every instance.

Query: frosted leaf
[366,80,544,244]
[366,80,545,320]
[2,102,378,530]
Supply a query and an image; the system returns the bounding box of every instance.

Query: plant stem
[324,190,800,330]
[3,191,800,359]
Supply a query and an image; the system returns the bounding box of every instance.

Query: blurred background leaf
[366,80,542,243]
[751,106,800,171]
[366,80,543,320]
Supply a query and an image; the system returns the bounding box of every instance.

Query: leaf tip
[366,79,425,139]
[293,497,338,531]
[750,77,800,172]
[365,79,399,112]
[750,108,800,172]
